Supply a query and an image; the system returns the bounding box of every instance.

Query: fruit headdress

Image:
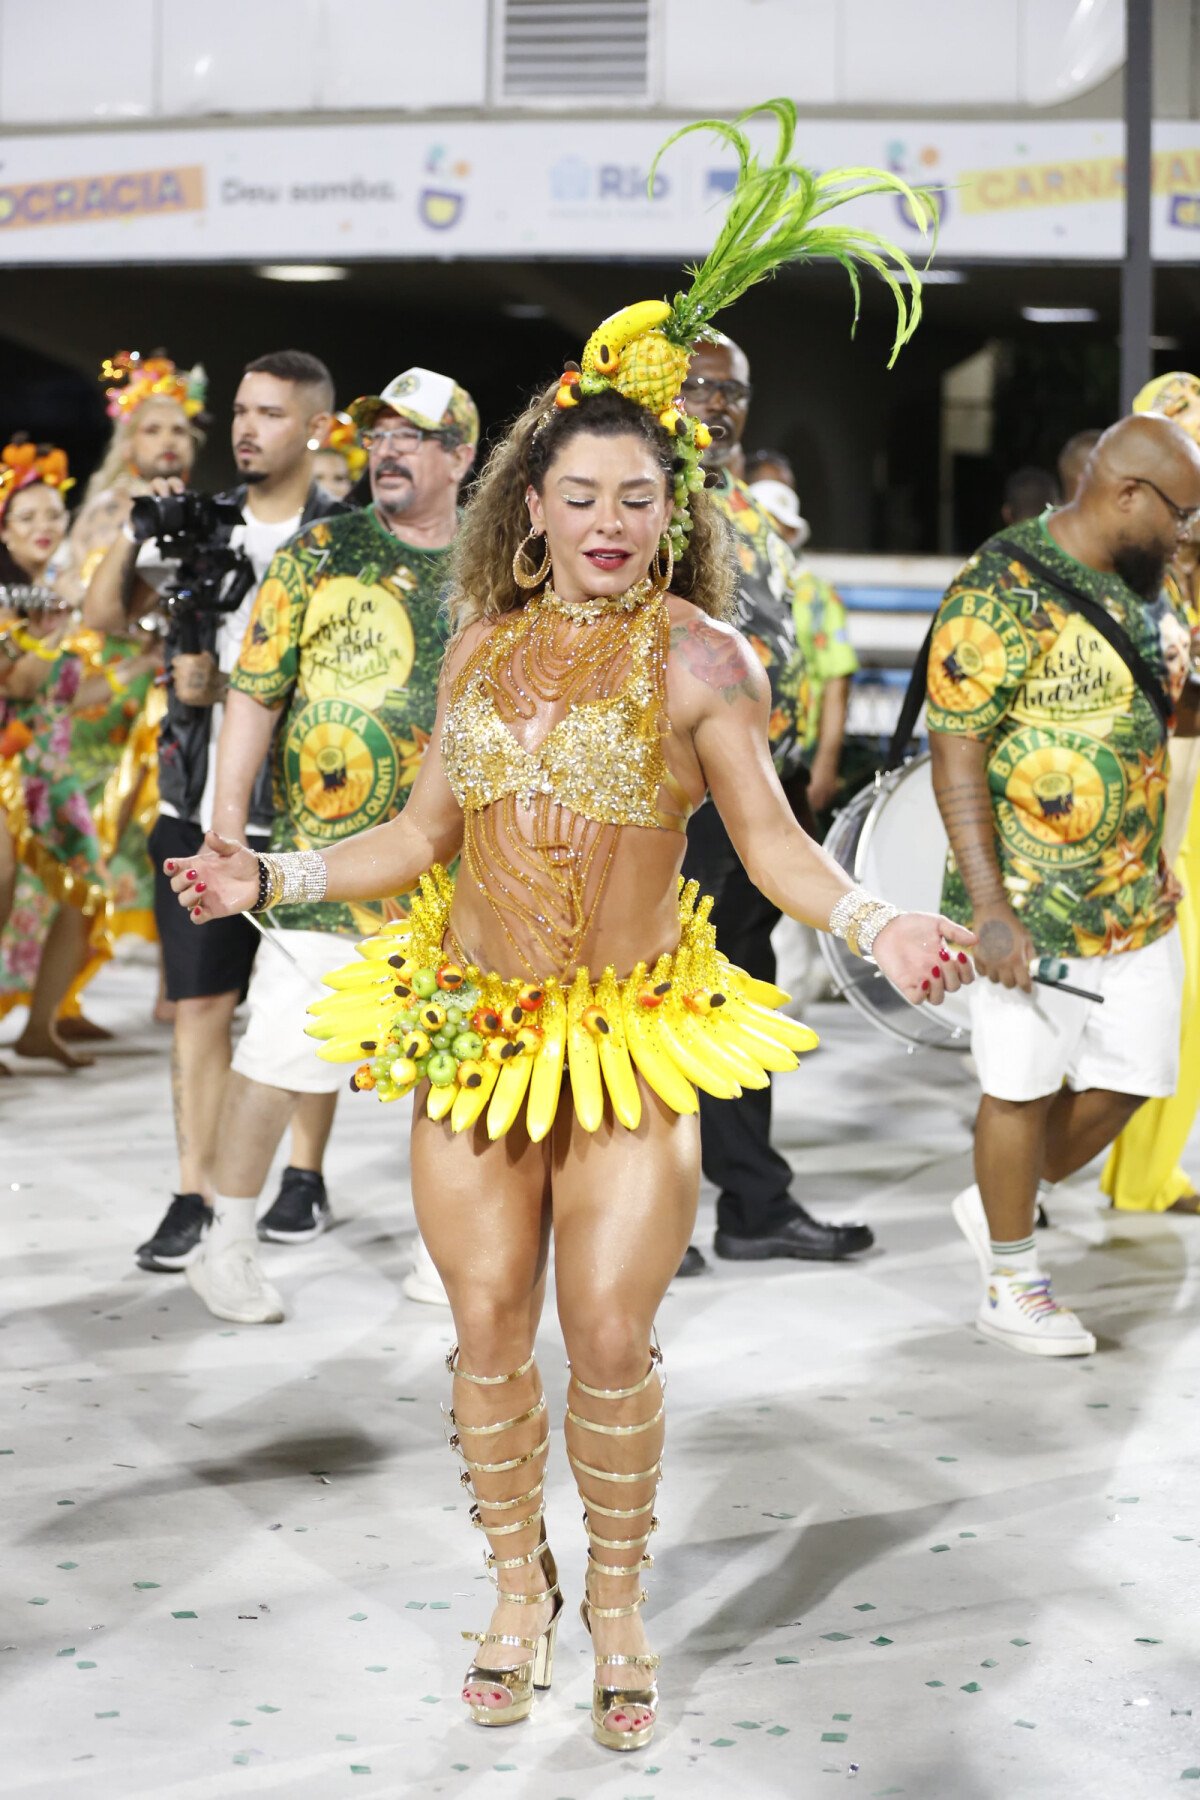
[100,349,208,422]
[320,412,368,481]
[549,99,935,561]
[0,436,73,523]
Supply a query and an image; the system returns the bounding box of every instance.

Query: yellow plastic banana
[718,1017,798,1074]
[595,971,642,1131]
[487,1051,534,1141]
[657,1013,742,1099]
[673,1008,769,1090]
[451,1060,500,1133]
[719,963,791,1009]
[725,996,819,1053]
[621,987,698,1115]
[321,963,397,991]
[581,300,672,374]
[313,1033,385,1063]
[567,969,605,1132]
[357,932,412,963]
[526,986,567,1142]
[426,1080,457,1122]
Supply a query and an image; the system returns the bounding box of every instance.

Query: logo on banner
[0,165,204,232]
[419,145,470,231]
[548,158,670,207]
[886,140,950,232]
[1168,193,1200,231]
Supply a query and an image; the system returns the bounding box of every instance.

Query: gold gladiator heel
[566,1345,665,1753]
[445,1346,562,1727]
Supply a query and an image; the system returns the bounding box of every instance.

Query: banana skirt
[307,865,819,1141]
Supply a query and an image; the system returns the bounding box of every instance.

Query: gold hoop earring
[512,529,551,590]
[651,533,674,597]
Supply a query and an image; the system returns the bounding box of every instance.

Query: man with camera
[84,349,347,1275]
[168,367,477,1324]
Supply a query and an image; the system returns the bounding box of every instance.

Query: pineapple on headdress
[100,349,208,423]
[555,99,936,559]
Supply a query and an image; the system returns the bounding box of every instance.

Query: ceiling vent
[495,0,653,104]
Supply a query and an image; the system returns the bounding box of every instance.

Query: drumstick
[1031,972,1104,1004]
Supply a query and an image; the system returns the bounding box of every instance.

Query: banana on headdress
[549,98,936,560]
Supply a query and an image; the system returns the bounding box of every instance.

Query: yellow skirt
[307,865,818,1140]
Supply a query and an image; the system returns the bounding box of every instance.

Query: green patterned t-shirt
[924,515,1179,958]
[231,505,451,935]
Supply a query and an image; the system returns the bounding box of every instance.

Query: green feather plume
[648,98,937,368]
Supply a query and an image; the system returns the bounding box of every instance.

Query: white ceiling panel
[661,0,837,107]
[161,0,324,116]
[320,0,488,110]
[840,0,1021,105]
[0,0,156,122]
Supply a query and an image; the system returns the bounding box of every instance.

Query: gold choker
[537,577,654,624]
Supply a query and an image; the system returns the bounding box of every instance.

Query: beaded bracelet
[829,887,901,961]
[251,849,327,912]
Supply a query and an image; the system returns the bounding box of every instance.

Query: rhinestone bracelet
[829,887,902,961]
[260,849,328,907]
[855,902,902,960]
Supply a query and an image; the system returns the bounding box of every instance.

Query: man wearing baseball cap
[174,368,476,1324]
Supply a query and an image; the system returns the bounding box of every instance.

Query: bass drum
[819,753,971,1051]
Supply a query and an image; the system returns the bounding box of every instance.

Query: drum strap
[887,540,1171,770]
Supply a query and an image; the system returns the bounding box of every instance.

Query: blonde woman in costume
[1103,371,1200,1214]
[168,105,974,1751]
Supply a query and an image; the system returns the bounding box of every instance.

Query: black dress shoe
[714,1207,874,1263]
[674,1244,709,1278]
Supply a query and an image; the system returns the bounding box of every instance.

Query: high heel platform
[447,1346,562,1727]
[567,1347,665,1752]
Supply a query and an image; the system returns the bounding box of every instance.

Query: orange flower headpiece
[100,349,208,423]
[0,435,74,523]
[320,412,367,481]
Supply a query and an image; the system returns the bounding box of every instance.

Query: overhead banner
[0,118,1195,264]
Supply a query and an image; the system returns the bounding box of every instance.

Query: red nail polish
[931,965,942,978]
[921,979,930,991]
[192,907,201,918]
[195,882,206,893]
[939,948,950,961]
[958,952,968,964]
[164,860,176,873]
[185,868,198,880]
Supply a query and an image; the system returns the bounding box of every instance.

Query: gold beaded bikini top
[442,584,689,834]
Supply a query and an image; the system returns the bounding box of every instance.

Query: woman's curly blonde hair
[449,382,737,635]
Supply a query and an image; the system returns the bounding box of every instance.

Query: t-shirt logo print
[285,701,400,843]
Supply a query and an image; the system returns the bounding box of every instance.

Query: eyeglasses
[1119,473,1200,532]
[680,377,753,407]
[362,425,449,452]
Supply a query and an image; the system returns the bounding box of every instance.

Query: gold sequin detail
[440,583,680,976]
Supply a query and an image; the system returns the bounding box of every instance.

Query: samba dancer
[167,105,972,1752]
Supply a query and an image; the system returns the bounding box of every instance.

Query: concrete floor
[3,947,1199,1800]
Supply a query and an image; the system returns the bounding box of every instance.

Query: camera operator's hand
[165,832,260,922]
[172,650,226,707]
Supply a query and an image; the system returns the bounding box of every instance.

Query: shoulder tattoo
[670,616,760,705]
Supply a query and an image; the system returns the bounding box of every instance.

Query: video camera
[128,490,256,654]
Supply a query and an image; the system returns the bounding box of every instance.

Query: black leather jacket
[156,482,348,830]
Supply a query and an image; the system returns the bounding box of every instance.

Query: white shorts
[967,930,1183,1104]
[232,928,358,1095]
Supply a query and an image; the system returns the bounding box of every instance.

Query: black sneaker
[136,1192,209,1272]
[257,1167,332,1244]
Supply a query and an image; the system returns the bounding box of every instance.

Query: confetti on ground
[1011,1638,1030,1647]
[712,1738,736,1747]
[961,1682,982,1694]
[365,1665,387,1673]
[854,1603,876,1612]
[56,1648,75,1658]
[959,1532,977,1539]
[348,1612,367,1621]
[981,1659,998,1668]
[926,1681,945,1688]
[56,1563,77,1570]
[871,1637,893,1647]
[767,1725,789,1737]
[336,1734,356,1742]
[94,1712,118,1719]
[734,1720,761,1730]
[27,1598,48,1606]
[429,1602,451,1611]
[421,1695,440,1705]
[256,1704,280,1714]
[76,1661,96,1669]
[775,1655,800,1664]
[930,1545,950,1554]
[822,1732,848,1743]
[834,1714,852,1721]
[936,1456,958,1463]
[1014,1720,1036,1729]
[171,1611,196,1620]
[1134,1638,1162,1645]
[350,1768,371,1776]
[405,1601,426,1610]
[133,1582,160,1590]
[231,1720,250,1728]
[822,1632,852,1642]
[1181,1770,1200,1780]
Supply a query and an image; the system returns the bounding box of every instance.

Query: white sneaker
[401,1234,450,1307]
[951,1183,991,1277]
[187,1239,285,1325]
[976,1269,1096,1357]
